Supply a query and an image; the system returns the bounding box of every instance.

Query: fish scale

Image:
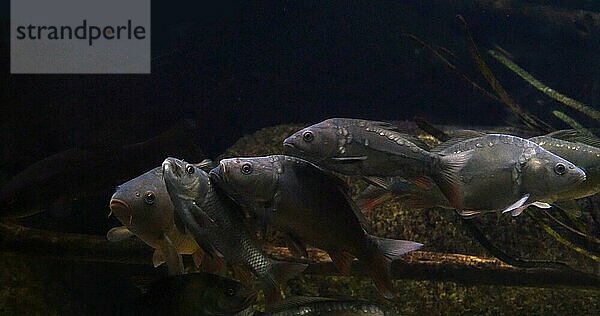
[198,181,273,273]
[162,158,306,300]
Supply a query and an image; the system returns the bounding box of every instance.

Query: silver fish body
[437,134,586,211]
[162,158,306,300]
[283,118,436,177]
[358,131,600,214]
[210,155,422,298]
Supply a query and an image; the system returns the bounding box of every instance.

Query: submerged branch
[1,222,599,289]
[0,221,153,265]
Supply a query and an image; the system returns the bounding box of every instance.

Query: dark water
[1,1,599,314]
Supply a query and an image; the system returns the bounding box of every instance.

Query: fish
[529,130,600,202]
[358,133,588,217]
[209,155,423,298]
[257,296,395,315]
[282,118,473,211]
[108,166,205,275]
[130,272,257,316]
[283,118,441,177]
[0,119,202,219]
[162,157,307,302]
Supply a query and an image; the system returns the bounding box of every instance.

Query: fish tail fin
[364,236,423,299]
[329,251,355,275]
[432,150,473,208]
[356,185,395,213]
[262,260,307,305]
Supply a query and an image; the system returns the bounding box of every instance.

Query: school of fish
[104,118,597,313]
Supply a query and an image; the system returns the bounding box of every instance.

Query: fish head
[201,274,257,314]
[109,167,173,244]
[283,120,341,161]
[521,148,587,198]
[161,157,210,202]
[209,156,280,205]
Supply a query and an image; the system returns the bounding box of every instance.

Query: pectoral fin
[502,194,530,216]
[330,156,368,163]
[531,202,552,209]
[152,250,165,268]
[174,206,218,258]
[106,226,134,242]
[511,201,551,216]
[457,210,482,219]
[190,202,217,227]
[161,234,184,275]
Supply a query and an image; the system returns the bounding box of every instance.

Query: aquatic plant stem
[489,49,600,121]
[402,33,500,104]
[528,212,600,262]
[456,15,552,133]
[458,214,570,269]
[552,111,595,136]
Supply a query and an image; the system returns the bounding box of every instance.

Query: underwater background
[1,1,599,314]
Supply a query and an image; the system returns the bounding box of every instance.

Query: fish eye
[186,164,195,174]
[240,163,253,175]
[224,287,236,297]
[554,163,566,175]
[302,131,314,142]
[143,191,156,205]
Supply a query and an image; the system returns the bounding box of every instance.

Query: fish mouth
[576,172,587,184]
[571,166,587,184]
[109,198,131,216]
[283,139,299,152]
[208,164,225,183]
[162,158,183,178]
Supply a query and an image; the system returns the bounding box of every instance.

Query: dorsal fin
[431,130,486,153]
[368,121,431,150]
[543,129,600,148]
[356,122,431,155]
